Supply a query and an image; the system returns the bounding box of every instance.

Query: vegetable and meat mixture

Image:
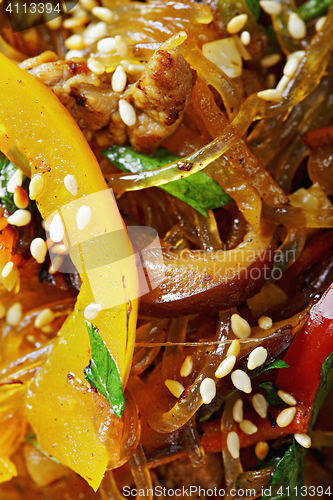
[0,0,333,498]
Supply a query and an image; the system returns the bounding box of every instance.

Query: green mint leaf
[25,433,61,464]
[101,145,232,217]
[0,152,17,213]
[259,382,285,406]
[259,358,289,374]
[263,352,333,499]
[244,0,261,20]
[297,0,331,22]
[84,321,125,418]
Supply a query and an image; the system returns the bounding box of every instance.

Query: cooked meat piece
[128,49,197,153]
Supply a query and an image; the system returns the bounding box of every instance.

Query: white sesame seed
[252,393,268,418]
[294,433,311,448]
[7,209,31,227]
[276,75,290,92]
[84,302,102,321]
[200,378,216,404]
[65,50,85,60]
[315,16,327,33]
[231,370,252,393]
[41,325,53,334]
[227,339,240,357]
[259,0,282,16]
[119,99,137,126]
[227,14,248,34]
[239,419,258,435]
[65,34,85,51]
[276,407,297,427]
[50,244,68,255]
[257,89,283,102]
[92,6,114,23]
[63,16,88,29]
[30,238,48,264]
[29,175,45,200]
[0,301,6,319]
[247,346,268,370]
[240,31,251,46]
[64,175,78,196]
[50,214,65,242]
[41,220,50,231]
[277,389,297,406]
[227,431,240,459]
[261,53,281,68]
[283,57,299,78]
[2,261,13,278]
[266,72,276,88]
[45,16,62,30]
[112,65,127,92]
[288,13,307,40]
[127,64,145,73]
[180,355,193,378]
[6,302,22,326]
[87,58,105,75]
[287,50,306,62]
[84,22,108,45]
[232,398,243,423]
[97,37,116,54]
[76,205,91,230]
[215,355,236,378]
[115,35,128,58]
[49,255,64,274]
[255,441,269,460]
[13,186,29,209]
[80,0,98,11]
[258,315,273,330]
[34,308,55,329]
[7,169,23,193]
[231,313,251,339]
[165,379,185,398]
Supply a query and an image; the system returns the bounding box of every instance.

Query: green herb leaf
[84,321,125,418]
[263,352,333,499]
[102,146,232,217]
[0,152,17,213]
[25,433,61,464]
[259,382,285,406]
[297,0,331,22]
[260,358,289,374]
[244,0,261,20]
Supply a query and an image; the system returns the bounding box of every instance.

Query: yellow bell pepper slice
[0,53,138,490]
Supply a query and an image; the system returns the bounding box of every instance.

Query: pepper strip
[0,53,138,491]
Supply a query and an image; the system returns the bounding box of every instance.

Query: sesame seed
[258,315,273,330]
[76,205,91,230]
[180,355,193,377]
[45,16,62,30]
[49,255,64,274]
[266,72,276,88]
[30,238,48,264]
[227,431,240,459]
[231,313,251,339]
[87,58,105,75]
[119,99,137,126]
[283,56,299,78]
[255,441,269,460]
[276,407,297,427]
[288,13,307,40]
[65,34,85,51]
[315,16,327,33]
[240,31,251,46]
[232,398,243,423]
[29,175,45,200]
[227,14,248,35]
[247,346,268,370]
[239,419,258,435]
[84,22,108,45]
[97,37,116,54]
[7,209,31,227]
[80,0,98,11]
[13,186,29,209]
[115,35,128,58]
[50,214,65,242]
[200,378,216,404]
[215,355,236,378]
[231,370,252,393]
[260,53,281,68]
[41,325,53,334]
[6,302,22,326]
[294,433,311,448]
[277,389,297,406]
[0,301,6,319]
[64,175,78,196]
[65,50,85,60]
[276,75,290,92]
[227,339,240,357]
[63,16,88,29]
[112,65,127,92]
[287,50,306,62]
[2,261,13,278]
[127,64,145,73]
[41,220,50,231]
[84,302,102,321]
[165,379,185,399]
[50,244,68,255]
[259,0,282,16]
[92,6,114,23]
[252,393,268,418]
[7,169,23,194]
[257,89,283,102]
[34,308,55,329]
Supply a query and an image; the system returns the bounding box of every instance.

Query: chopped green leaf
[0,152,34,214]
[260,359,289,374]
[84,321,125,418]
[297,0,331,22]
[102,146,232,217]
[244,0,261,20]
[25,433,61,464]
[259,382,285,406]
[263,352,333,499]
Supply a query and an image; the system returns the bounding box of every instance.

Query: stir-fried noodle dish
[1,0,333,497]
